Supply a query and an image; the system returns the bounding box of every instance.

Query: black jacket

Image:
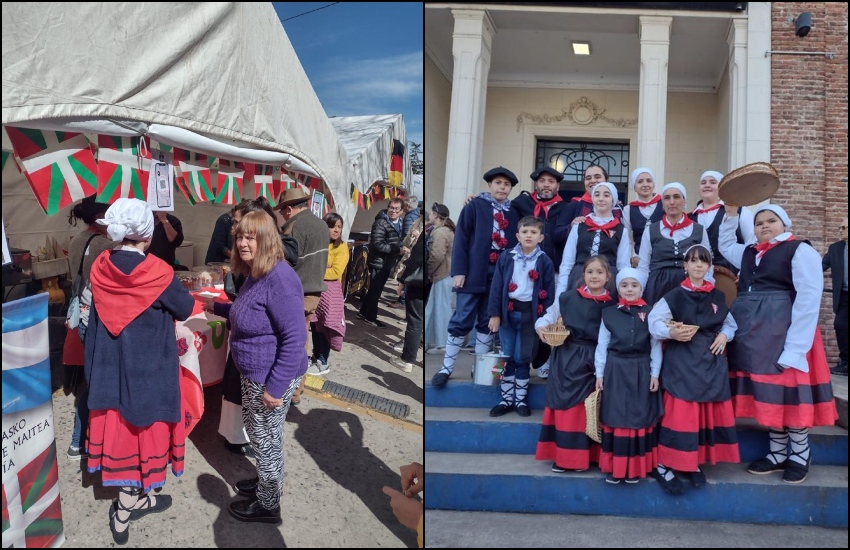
[823,240,847,312]
[400,232,425,286]
[368,210,403,270]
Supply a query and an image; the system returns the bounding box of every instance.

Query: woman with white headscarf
[622,167,663,265]
[637,182,713,305]
[687,170,755,273]
[553,181,631,300]
[719,203,838,485]
[85,198,194,544]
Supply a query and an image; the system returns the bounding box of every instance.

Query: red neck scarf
[692,203,723,215]
[618,297,647,309]
[629,194,661,208]
[572,192,592,203]
[585,217,620,238]
[661,215,693,237]
[530,192,563,219]
[90,252,174,337]
[754,235,796,261]
[681,278,715,293]
[577,285,611,302]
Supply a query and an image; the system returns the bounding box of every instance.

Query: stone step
[425,451,849,528]
[424,407,849,465]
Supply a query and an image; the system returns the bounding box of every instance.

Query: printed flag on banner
[254,165,279,206]
[96,135,151,204]
[6,128,97,216]
[2,293,66,548]
[174,149,214,205]
[388,139,404,187]
[215,161,244,205]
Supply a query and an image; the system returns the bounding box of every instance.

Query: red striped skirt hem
[598,425,659,479]
[657,394,740,472]
[86,409,185,492]
[535,406,600,469]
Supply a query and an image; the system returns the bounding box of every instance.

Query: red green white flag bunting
[5,128,97,216]
[174,149,214,205]
[95,135,151,204]
[215,161,244,205]
[253,165,282,205]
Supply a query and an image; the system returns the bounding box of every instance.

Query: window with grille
[535,139,630,203]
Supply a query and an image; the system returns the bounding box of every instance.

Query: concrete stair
[424,350,849,528]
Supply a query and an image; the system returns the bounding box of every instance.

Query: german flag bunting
[388,139,404,187]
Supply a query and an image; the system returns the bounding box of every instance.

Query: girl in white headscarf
[622,168,663,265]
[719,203,838,484]
[594,268,662,485]
[86,199,194,544]
[637,182,713,305]
[688,170,755,273]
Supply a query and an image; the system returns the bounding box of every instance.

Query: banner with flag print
[215,161,244,205]
[174,149,214,205]
[6,128,97,216]
[253,165,282,206]
[96,135,151,204]
[2,293,65,548]
[388,139,404,187]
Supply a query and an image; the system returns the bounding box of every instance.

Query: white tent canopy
[2,2,364,257]
[329,114,412,195]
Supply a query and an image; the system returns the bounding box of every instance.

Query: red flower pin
[494,212,505,223]
[489,252,499,264]
[492,231,501,242]
[537,304,545,316]
[528,269,539,281]
[498,218,509,230]
[499,238,508,248]
[507,301,515,312]
[508,282,518,292]
[538,290,548,300]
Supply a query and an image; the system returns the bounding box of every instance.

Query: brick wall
[770,2,848,365]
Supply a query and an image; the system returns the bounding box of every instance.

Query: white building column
[727,19,748,168]
[744,1,771,164]
[443,9,495,220]
[637,16,672,185]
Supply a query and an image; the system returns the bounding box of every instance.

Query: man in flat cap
[275,187,329,404]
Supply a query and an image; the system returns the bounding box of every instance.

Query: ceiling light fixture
[572,41,591,56]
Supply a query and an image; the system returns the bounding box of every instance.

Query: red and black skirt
[536,404,601,470]
[598,425,659,479]
[657,393,740,472]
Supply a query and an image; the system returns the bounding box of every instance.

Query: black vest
[575,222,625,269]
[629,203,663,254]
[601,305,651,355]
[665,286,730,336]
[559,289,613,343]
[512,192,567,266]
[738,240,803,294]
[688,206,742,273]
[648,221,705,271]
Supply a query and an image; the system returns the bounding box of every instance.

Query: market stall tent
[2,2,359,258]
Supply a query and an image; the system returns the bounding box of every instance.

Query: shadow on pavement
[360,363,424,404]
[197,473,287,548]
[286,406,418,548]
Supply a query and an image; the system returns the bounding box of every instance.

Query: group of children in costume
[431,164,838,492]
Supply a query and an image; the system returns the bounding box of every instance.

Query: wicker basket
[542,317,571,347]
[584,389,602,443]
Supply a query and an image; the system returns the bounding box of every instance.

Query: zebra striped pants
[241,375,302,510]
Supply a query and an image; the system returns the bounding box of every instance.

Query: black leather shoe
[652,469,685,496]
[228,498,281,524]
[225,442,256,459]
[431,372,450,388]
[690,467,706,489]
[515,403,531,417]
[489,403,515,417]
[235,477,259,497]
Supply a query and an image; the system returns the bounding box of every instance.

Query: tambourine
[718,162,780,206]
[713,265,738,309]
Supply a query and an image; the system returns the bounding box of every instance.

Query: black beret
[530,165,564,183]
[482,166,518,186]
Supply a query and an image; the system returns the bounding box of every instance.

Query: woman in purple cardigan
[204,211,308,524]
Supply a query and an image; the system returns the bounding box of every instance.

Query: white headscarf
[699,170,724,184]
[591,182,619,203]
[616,267,646,289]
[755,204,792,229]
[629,167,656,190]
[661,182,688,204]
[97,198,155,242]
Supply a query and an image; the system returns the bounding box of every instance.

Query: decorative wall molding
[516,97,638,131]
